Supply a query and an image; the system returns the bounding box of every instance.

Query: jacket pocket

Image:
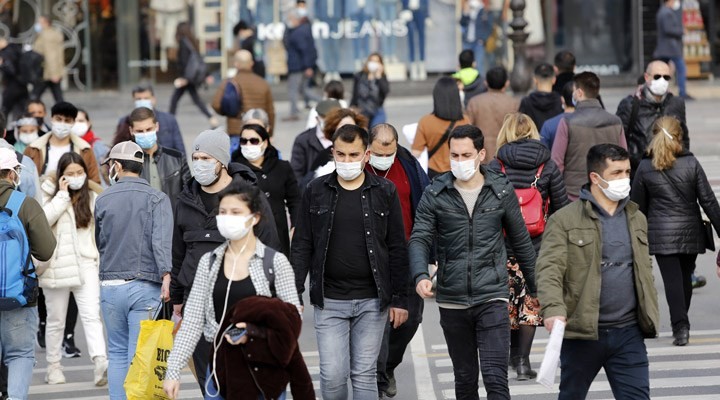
[309,206,329,233]
[372,209,389,238]
[565,229,595,291]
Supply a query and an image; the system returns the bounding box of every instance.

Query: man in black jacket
[128,107,190,210]
[291,124,408,400]
[409,125,536,400]
[0,38,30,121]
[170,129,280,394]
[520,63,564,132]
[290,99,341,184]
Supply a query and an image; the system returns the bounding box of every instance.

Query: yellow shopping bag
[124,319,174,400]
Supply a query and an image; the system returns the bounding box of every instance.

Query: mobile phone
[225,327,246,342]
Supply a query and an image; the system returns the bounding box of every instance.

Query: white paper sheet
[402,123,428,173]
[536,319,566,388]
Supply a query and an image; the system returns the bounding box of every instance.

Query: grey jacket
[95,176,173,282]
[654,6,683,59]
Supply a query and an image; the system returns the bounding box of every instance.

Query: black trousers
[656,253,697,331]
[1,84,29,121]
[377,293,424,389]
[192,339,212,395]
[31,80,63,103]
[169,83,211,118]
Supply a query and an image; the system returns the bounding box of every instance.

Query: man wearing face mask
[365,123,430,398]
[128,107,190,210]
[616,60,688,175]
[290,99,341,184]
[113,85,186,155]
[551,72,626,201]
[654,0,689,100]
[170,129,280,394]
[409,125,535,400]
[95,141,173,399]
[23,101,100,184]
[537,144,659,400]
[292,124,409,400]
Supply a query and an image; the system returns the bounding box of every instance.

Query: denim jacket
[291,171,409,310]
[95,176,173,282]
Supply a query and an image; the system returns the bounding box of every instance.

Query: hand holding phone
[224,325,247,345]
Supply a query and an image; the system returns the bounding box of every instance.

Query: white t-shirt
[46,144,72,175]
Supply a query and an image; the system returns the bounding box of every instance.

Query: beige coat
[466,91,520,163]
[33,27,65,81]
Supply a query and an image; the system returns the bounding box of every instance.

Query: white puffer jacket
[39,175,101,289]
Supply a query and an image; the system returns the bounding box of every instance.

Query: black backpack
[183,39,207,87]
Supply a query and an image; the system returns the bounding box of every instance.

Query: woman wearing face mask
[72,109,111,187]
[164,184,312,400]
[38,152,108,386]
[350,53,390,128]
[631,116,720,347]
[231,124,300,257]
[12,113,41,153]
[487,112,569,380]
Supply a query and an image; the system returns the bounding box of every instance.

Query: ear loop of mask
[205,232,252,398]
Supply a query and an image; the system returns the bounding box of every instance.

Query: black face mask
[36,117,45,128]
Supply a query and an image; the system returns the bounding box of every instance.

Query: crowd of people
[0,2,718,400]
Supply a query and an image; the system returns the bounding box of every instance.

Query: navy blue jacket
[396,145,430,222]
[284,21,317,73]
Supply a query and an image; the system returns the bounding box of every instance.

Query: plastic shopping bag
[124,319,174,400]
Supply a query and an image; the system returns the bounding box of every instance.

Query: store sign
[257,19,409,41]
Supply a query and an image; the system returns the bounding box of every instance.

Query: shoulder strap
[262,246,277,297]
[497,159,506,174]
[427,120,457,160]
[659,170,693,205]
[6,190,26,217]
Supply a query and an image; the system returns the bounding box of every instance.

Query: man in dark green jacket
[408,125,536,400]
[537,144,659,400]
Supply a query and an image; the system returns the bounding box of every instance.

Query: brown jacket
[466,91,520,163]
[33,27,65,81]
[412,114,471,173]
[23,134,100,184]
[212,70,275,135]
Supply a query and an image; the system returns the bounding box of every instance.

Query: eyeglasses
[239,137,262,145]
[653,74,672,81]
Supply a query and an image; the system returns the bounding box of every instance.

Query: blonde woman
[488,112,569,380]
[631,116,720,346]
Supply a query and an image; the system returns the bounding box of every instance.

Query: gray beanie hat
[192,129,231,167]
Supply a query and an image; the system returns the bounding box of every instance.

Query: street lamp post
[508,0,532,94]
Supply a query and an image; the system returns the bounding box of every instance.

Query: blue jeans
[204,366,286,400]
[314,298,388,400]
[669,56,687,97]
[100,280,161,400]
[377,2,397,57]
[559,324,650,400]
[346,0,374,63]
[370,107,387,128]
[0,307,38,400]
[439,301,510,400]
[407,9,427,62]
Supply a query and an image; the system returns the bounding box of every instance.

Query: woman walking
[488,112,569,379]
[631,116,720,346]
[350,53,390,127]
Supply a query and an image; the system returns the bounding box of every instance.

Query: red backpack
[499,161,549,238]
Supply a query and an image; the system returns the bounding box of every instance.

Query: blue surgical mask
[134,131,157,150]
[134,99,153,110]
[33,23,41,33]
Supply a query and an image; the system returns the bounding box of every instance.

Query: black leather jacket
[139,146,191,210]
[290,171,409,310]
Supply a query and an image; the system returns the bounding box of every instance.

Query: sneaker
[37,322,46,349]
[692,273,707,289]
[93,356,108,386]
[45,363,66,384]
[384,371,397,398]
[62,334,82,358]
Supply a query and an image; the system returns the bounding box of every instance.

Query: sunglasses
[653,74,672,81]
[239,137,263,145]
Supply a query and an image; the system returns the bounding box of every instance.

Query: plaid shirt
[165,240,301,381]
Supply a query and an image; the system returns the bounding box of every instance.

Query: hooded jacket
[290,127,325,184]
[519,91,564,133]
[23,133,100,184]
[170,163,281,304]
[631,152,720,255]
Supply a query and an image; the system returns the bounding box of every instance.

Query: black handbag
[659,171,716,251]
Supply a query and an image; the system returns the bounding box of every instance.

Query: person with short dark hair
[552,50,576,94]
[412,77,471,177]
[519,63,563,132]
[551,72,627,200]
[453,49,487,107]
[94,141,173,399]
[232,20,266,77]
[466,66,520,163]
[540,81,576,149]
[409,124,536,399]
[27,99,51,134]
[538,143,659,400]
[292,124,409,400]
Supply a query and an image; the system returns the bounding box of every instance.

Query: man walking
[409,125,536,400]
[365,123,430,398]
[654,0,690,99]
[537,144,659,400]
[94,141,173,399]
[31,15,65,102]
[519,63,563,132]
[283,7,321,121]
[292,124,409,400]
[551,72,626,201]
[0,147,55,400]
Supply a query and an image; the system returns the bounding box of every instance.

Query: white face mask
[66,174,86,190]
[18,131,39,144]
[109,162,119,185]
[216,214,255,241]
[596,176,631,202]
[672,1,681,11]
[451,155,480,181]
[241,145,263,161]
[367,61,380,73]
[335,160,364,181]
[369,153,396,171]
[648,76,669,96]
[71,122,89,137]
[193,160,220,186]
[51,122,72,139]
